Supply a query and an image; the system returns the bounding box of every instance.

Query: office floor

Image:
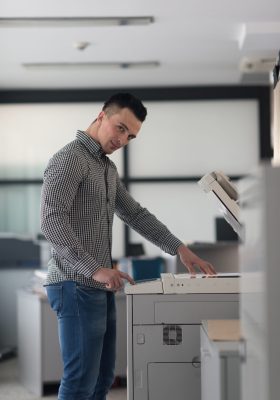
[0,357,127,400]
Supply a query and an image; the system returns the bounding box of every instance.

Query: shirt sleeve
[114,175,183,255]
[40,150,101,278]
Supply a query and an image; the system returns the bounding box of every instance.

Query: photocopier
[125,171,242,400]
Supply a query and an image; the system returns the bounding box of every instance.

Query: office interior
[0,1,280,399]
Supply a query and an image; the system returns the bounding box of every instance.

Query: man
[41,92,216,400]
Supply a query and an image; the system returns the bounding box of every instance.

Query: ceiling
[0,0,279,90]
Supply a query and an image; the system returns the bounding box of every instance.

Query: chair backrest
[131,257,164,281]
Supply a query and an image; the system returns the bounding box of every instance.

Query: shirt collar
[76,130,105,158]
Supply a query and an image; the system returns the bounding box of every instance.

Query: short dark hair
[102,92,147,122]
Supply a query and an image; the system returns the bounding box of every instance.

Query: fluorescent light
[0,16,154,28]
[22,61,160,70]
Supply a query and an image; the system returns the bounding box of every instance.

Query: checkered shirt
[40,130,182,289]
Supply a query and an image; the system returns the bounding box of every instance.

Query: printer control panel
[125,273,240,294]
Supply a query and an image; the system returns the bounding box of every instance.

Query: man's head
[102,92,147,123]
[87,93,147,154]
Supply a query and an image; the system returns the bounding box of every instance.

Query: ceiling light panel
[0,16,154,28]
[22,61,160,69]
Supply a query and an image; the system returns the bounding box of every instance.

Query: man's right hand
[92,267,135,291]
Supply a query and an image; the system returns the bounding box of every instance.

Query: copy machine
[125,171,241,400]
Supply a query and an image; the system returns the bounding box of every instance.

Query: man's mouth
[111,141,120,150]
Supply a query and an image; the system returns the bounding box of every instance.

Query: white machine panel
[126,293,239,400]
[125,273,240,294]
[198,171,242,237]
[125,278,163,294]
[239,166,280,400]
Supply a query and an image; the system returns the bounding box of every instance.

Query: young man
[41,92,216,400]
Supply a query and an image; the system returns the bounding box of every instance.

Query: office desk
[200,320,241,400]
[17,290,62,396]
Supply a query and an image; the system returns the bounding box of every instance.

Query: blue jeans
[46,281,116,400]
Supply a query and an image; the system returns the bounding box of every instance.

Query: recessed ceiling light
[73,41,91,50]
[0,16,154,28]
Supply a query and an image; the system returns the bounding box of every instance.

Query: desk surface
[202,319,241,342]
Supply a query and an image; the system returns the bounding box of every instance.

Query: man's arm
[41,151,101,278]
[115,176,182,254]
[115,176,216,275]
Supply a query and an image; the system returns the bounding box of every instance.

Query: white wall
[128,99,259,254]
[0,102,123,179]
[130,100,259,176]
[272,83,280,165]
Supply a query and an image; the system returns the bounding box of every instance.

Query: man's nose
[117,134,127,147]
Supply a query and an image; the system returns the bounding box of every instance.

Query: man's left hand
[177,244,217,275]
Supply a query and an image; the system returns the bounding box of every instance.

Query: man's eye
[117,125,125,132]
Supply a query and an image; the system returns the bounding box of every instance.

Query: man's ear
[97,111,105,124]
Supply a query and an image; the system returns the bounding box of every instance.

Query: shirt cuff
[161,235,183,255]
[74,253,101,278]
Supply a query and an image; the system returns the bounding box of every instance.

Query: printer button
[137,333,145,344]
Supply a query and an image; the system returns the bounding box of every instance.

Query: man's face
[96,107,142,154]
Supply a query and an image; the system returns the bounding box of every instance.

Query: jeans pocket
[76,285,106,307]
[46,285,62,315]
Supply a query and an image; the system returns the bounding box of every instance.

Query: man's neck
[85,120,98,141]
